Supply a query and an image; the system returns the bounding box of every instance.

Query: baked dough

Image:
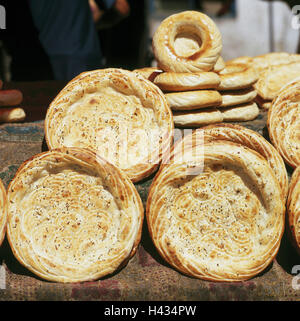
[165,90,222,111]
[227,56,253,66]
[153,71,221,92]
[220,87,257,107]
[6,147,144,283]
[152,11,222,73]
[221,102,259,122]
[217,63,258,90]
[213,56,225,72]
[45,68,174,183]
[287,166,300,254]
[173,108,223,127]
[254,61,300,101]
[254,95,272,110]
[132,67,163,82]
[252,52,300,75]
[267,79,300,168]
[196,123,288,199]
[147,139,285,281]
[0,178,6,247]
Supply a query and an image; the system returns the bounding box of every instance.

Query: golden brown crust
[220,87,257,107]
[147,139,285,281]
[0,179,6,247]
[287,166,300,254]
[195,123,289,200]
[153,71,221,92]
[252,52,300,75]
[254,62,300,101]
[267,79,300,168]
[173,108,223,127]
[165,90,222,111]
[132,67,163,82]
[6,147,144,283]
[152,11,222,73]
[44,68,174,183]
[217,63,258,90]
[213,56,226,72]
[226,56,253,66]
[221,102,259,122]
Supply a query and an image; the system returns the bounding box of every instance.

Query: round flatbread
[45,68,174,183]
[195,123,288,199]
[6,147,144,283]
[287,166,300,254]
[152,11,222,73]
[254,61,300,101]
[252,52,300,75]
[0,179,6,247]
[147,139,285,281]
[267,79,300,168]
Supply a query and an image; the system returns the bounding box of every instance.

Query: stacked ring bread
[134,11,259,127]
[147,135,285,281]
[6,147,144,283]
[0,178,6,246]
[287,166,300,254]
[228,52,300,109]
[45,68,174,183]
[267,79,300,168]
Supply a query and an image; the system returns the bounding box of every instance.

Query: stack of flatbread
[134,11,260,127]
[229,52,300,109]
[135,61,259,127]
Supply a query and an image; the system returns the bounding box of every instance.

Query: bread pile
[2,67,176,283]
[134,11,259,127]
[229,52,300,109]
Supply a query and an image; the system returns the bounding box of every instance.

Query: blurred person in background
[0,0,130,82]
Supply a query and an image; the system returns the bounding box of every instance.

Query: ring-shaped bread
[45,68,174,183]
[153,71,221,92]
[185,123,288,200]
[152,11,222,73]
[147,139,285,281]
[165,90,222,111]
[287,166,300,254]
[213,56,226,72]
[221,102,259,122]
[0,178,6,247]
[217,63,258,90]
[173,108,223,127]
[220,88,257,107]
[267,79,300,168]
[6,147,144,283]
